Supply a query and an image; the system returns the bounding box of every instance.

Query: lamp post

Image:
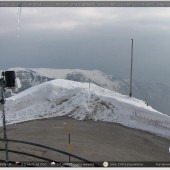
[129,39,133,97]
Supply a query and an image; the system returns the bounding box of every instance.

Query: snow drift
[7,67,170,116]
[0,79,170,139]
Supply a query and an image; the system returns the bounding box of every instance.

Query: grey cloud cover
[0,7,170,85]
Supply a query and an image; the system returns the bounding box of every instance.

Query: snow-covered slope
[1,79,170,139]
[4,67,52,93]
[32,68,170,116]
[4,67,170,116]
[32,68,121,91]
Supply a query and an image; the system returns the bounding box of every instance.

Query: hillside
[33,68,170,116]
[1,79,170,139]
[6,67,170,116]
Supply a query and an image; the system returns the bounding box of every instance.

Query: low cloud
[0,7,170,85]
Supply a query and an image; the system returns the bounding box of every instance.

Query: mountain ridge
[3,67,170,116]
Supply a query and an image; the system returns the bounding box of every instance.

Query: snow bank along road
[1,79,170,139]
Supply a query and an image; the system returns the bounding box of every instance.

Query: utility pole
[129,39,133,97]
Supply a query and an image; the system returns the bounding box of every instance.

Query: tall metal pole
[0,80,9,166]
[129,39,133,97]
[89,79,91,92]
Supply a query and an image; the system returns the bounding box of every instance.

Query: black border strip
[0,160,170,167]
[1,1,170,7]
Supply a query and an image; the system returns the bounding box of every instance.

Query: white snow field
[0,79,170,139]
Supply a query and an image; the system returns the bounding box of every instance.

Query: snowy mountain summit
[1,79,170,139]
[6,67,170,116]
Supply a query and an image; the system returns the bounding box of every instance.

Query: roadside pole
[0,81,9,166]
[67,122,72,163]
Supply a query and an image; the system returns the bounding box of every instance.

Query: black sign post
[0,71,16,166]
[0,78,9,166]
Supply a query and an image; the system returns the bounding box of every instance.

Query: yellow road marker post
[67,122,72,163]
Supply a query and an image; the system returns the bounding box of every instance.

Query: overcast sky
[0,6,170,85]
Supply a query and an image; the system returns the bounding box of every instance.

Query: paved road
[0,117,170,163]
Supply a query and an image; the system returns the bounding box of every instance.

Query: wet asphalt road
[0,117,170,164]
